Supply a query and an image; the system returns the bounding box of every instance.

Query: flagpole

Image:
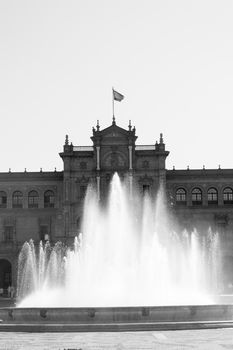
[112,87,115,122]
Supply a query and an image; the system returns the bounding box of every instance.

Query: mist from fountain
[17,173,221,307]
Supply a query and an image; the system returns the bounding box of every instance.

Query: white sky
[0,0,233,172]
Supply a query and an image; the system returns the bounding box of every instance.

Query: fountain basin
[0,305,233,332]
[17,175,223,311]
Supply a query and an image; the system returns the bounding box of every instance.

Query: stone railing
[135,145,155,150]
[73,146,94,152]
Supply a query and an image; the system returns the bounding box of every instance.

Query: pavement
[0,328,233,349]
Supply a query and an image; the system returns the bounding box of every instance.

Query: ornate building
[0,119,233,293]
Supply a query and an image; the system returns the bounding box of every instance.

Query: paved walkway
[0,328,233,350]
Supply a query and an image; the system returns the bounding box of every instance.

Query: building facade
[0,119,233,293]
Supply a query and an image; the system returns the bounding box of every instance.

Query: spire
[158,133,165,151]
[96,120,100,131]
[160,133,163,144]
[128,120,132,131]
[64,134,73,153]
[112,116,116,125]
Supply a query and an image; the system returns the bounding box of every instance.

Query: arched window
[223,187,233,205]
[0,191,7,208]
[192,188,202,206]
[12,191,23,208]
[175,188,187,205]
[28,190,39,208]
[44,190,55,208]
[208,188,218,205]
[4,226,14,241]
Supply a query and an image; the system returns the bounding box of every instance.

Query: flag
[113,89,124,102]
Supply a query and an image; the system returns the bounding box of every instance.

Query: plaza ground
[0,328,233,350]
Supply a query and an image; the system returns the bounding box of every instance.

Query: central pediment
[100,124,129,138]
[91,120,137,146]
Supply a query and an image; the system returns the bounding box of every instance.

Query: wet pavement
[0,328,233,349]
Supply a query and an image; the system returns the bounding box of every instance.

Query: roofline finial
[128,120,132,131]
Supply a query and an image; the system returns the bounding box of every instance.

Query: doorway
[0,259,12,295]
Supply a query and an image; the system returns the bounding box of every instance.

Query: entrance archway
[0,259,12,294]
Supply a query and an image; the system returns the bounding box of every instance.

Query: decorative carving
[139,175,153,185]
[103,152,126,169]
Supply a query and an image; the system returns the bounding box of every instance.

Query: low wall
[0,305,233,324]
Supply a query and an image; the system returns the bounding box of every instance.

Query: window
[176,188,187,205]
[4,226,14,241]
[4,272,11,286]
[39,225,49,241]
[0,191,7,208]
[44,190,55,208]
[28,190,39,208]
[143,184,150,195]
[192,188,202,206]
[223,187,233,205]
[12,191,23,208]
[208,188,218,205]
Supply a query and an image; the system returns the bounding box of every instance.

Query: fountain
[0,173,232,332]
[17,173,220,307]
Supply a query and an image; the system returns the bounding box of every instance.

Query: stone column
[96,146,100,171]
[96,146,100,200]
[128,145,133,197]
[128,145,132,170]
